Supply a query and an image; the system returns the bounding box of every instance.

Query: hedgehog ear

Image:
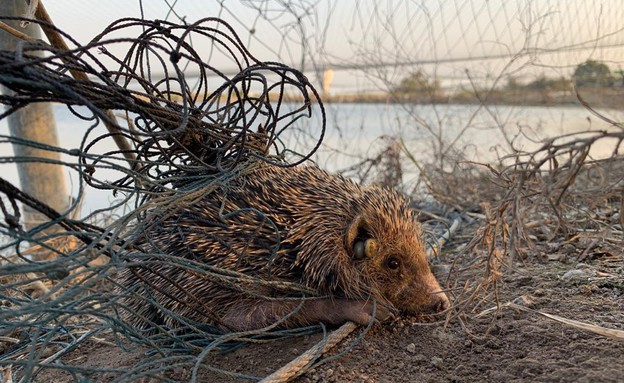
[346,215,365,250]
[347,215,376,259]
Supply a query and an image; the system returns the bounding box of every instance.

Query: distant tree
[550,76,572,91]
[505,76,521,90]
[526,75,570,91]
[573,60,614,87]
[394,71,440,95]
[614,69,624,86]
[527,75,550,90]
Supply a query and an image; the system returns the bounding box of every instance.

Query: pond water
[1,102,621,214]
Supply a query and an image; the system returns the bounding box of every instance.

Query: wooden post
[0,0,70,229]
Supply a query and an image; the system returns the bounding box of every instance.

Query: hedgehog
[117,163,450,332]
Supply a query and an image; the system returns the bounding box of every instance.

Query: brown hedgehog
[118,163,450,332]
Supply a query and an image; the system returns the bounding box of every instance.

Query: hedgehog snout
[425,292,451,314]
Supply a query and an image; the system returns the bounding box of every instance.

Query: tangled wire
[0,16,327,382]
[2,11,623,383]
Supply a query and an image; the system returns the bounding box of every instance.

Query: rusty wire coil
[0,16,329,382]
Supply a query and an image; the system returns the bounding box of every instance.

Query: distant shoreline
[277,88,624,110]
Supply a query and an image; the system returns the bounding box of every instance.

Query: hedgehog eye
[386,257,400,270]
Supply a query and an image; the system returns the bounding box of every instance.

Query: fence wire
[1,2,624,382]
[0,16,331,382]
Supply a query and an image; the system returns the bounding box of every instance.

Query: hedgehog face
[346,212,450,317]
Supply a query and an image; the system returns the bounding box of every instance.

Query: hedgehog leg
[221,298,391,331]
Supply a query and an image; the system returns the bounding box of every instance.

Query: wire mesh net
[1,1,623,382]
[0,15,334,381]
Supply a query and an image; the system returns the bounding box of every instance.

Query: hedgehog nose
[429,294,450,313]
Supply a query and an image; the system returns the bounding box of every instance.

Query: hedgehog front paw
[328,299,394,326]
[220,297,394,331]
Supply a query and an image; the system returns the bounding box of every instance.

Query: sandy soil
[34,236,624,383]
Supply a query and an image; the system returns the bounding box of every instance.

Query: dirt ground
[34,232,624,383]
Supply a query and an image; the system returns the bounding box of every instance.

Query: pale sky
[23,1,624,91]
